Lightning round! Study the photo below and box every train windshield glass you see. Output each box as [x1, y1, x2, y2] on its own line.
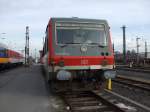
[56, 23, 107, 46]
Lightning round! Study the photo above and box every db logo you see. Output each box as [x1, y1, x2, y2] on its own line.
[81, 60, 88, 65]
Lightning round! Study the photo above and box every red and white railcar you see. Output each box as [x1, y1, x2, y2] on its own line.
[42, 18, 116, 84]
[0, 46, 24, 69]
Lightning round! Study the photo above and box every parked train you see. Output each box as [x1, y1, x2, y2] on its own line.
[0, 45, 24, 70]
[41, 18, 116, 89]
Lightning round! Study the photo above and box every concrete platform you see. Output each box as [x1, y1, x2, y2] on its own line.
[0, 65, 65, 112]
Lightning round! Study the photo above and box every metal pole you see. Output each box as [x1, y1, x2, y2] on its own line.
[25, 46, 26, 65]
[113, 43, 115, 53]
[145, 41, 147, 58]
[136, 37, 140, 64]
[121, 25, 126, 64]
[25, 26, 29, 66]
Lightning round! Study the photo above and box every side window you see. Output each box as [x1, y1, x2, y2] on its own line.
[46, 34, 48, 52]
[44, 32, 48, 54]
[45, 37, 47, 53]
[43, 40, 45, 55]
[43, 26, 49, 56]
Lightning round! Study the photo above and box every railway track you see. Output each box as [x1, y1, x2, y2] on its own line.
[103, 89, 150, 112]
[113, 76, 150, 92]
[116, 67, 150, 73]
[59, 90, 126, 112]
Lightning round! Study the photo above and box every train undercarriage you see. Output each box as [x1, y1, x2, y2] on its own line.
[43, 66, 116, 92]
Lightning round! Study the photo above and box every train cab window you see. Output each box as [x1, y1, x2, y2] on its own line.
[43, 34, 48, 55]
[56, 23, 107, 46]
[57, 29, 74, 44]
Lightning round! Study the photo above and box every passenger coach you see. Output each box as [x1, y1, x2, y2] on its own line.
[0, 45, 24, 69]
[42, 18, 116, 84]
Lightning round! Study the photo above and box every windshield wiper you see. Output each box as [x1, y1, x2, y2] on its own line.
[64, 42, 81, 44]
[89, 43, 107, 48]
[60, 44, 67, 48]
[59, 42, 107, 48]
[59, 42, 80, 48]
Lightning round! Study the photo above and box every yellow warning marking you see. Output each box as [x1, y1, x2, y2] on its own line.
[107, 78, 112, 90]
[0, 58, 9, 63]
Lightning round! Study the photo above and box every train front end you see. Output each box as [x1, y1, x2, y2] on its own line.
[47, 18, 116, 82]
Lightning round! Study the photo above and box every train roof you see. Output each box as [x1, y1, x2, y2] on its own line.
[0, 43, 23, 56]
[49, 17, 108, 25]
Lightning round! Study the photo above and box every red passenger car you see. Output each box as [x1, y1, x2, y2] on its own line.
[42, 18, 116, 89]
[7, 50, 24, 64]
[0, 46, 24, 69]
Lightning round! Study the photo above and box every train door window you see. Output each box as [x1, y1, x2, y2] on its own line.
[43, 37, 46, 55]
[46, 26, 48, 53]
[44, 31, 48, 54]
[44, 42, 46, 55]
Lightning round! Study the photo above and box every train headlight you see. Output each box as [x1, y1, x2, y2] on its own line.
[104, 70, 116, 79]
[57, 70, 72, 80]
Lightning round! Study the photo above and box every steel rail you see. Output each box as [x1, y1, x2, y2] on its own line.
[116, 67, 150, 73]
[113, 76, 150, 92]
[59, 90, 126, 112]
[105, 89, 150, 112]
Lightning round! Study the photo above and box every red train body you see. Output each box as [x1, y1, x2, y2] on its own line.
[7, 49, 24, 63]
[0, 46, 24, 69]
[42, 18, 116, 83]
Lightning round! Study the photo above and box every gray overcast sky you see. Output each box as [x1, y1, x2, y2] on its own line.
[0, 0, 150, 56]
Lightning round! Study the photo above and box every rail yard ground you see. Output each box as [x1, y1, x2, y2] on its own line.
[116, 69, 150, 82]
[0, 65, 150, 112]
[0, 65, 65, 112]
[113, 69, 150, 112]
